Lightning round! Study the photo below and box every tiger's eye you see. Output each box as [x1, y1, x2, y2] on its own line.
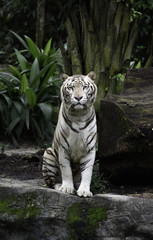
[83, 85, 88, 90]
[68, 86, 74, 90]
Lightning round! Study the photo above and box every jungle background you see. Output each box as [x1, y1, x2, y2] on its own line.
[0, 0, 153, 147]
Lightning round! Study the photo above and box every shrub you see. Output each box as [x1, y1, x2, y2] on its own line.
[0, 32, 62, 146]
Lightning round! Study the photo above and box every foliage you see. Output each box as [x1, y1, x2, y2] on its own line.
[0, 0, 36, 61]
[132, 0, 153, 67]
[0, 32, 61, 146]
[91, 160, 106, 194]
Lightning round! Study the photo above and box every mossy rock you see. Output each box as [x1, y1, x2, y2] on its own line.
[67, 202, 107, 240]
[0, 193, 41, 220]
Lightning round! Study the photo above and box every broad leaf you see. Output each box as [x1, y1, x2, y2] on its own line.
[10, 31, 28, 49]
[7, 117, 20, 134]
[44, 38, 52, 55]
[29, 58, 40, 90]
[15, 49, 27, 71]
[14, 101, 22, 114]
[40, 63, 56, 88]
[25, 36, 41, 59]
[25, 109, 30, 129]
[1, 94, 12, 107]
[31, 118, 43, 139]
[20, 74, 28, 94]
[25, 88, 37, 110]
[135, 61, 141, 69]
[30, 62, 53, 89]
[9, 65, 21, 79]
[0, 72, 20, 83]
[37, 103, 52, 121]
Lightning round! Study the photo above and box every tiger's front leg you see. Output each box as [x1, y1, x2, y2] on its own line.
[77, 150, 96, 197]
[57, 148, 74, 194]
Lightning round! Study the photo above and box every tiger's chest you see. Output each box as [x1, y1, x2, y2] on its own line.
[69, 130, 87, 162]
[66, 120, 96, 162]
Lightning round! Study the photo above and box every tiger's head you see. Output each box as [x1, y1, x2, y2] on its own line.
[60, 72, 97, 111]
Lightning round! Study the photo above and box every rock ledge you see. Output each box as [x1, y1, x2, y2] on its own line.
[0, 178, 153, 240]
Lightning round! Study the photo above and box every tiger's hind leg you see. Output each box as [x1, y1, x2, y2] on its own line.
[42, 148, 61, 188]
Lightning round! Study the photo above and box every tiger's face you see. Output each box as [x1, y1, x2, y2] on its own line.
[60, 72, 97, 110]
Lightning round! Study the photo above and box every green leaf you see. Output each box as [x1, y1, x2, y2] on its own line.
[10, 30, 28, 49]
[135, 61, 141, 69]
[11, 105, 19, 122]
[30, 62, 53, 89]
[44, 38, 52, 55]
[25, 35, 41, 59]
[37, 103, 52, 121]
[25, 109, 30, 129]
[29, 58, 40, 90]
[20, 74, 29, 94]
[15, 49, 27, 71]
[40, 63, 56, 88]
[13, 101, 22, 114]
[25, 88, 37, 110]
[1, 94, 12, 107]
[9, 65, 21, 79]
[0, 72, 20, 83]
[7, 117, 20, 134]
[31, 118, 43, 139]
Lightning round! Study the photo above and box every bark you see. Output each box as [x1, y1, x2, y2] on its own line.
[36, 0, 45, 48]
[59, 0, 137, 110]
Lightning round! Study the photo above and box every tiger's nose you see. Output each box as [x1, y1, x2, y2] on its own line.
[75, 96, 83, 101]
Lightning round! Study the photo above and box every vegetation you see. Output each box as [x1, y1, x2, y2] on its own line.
[67, 202, 107, 240]
[0, 193, 41, 220]
[0, 32, 62, 146]
[0, 0, 153, 144]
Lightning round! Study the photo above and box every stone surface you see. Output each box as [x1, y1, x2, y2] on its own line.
[98, 68, 153, 184]
[3, 143, 41, 157]
[0, 178, 153, 240]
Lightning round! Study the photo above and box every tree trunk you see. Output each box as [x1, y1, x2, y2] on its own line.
[36, 0, 45, 48]
[60, 0, 137, 110]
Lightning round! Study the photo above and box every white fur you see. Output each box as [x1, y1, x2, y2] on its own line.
[43, 73, 97, 197]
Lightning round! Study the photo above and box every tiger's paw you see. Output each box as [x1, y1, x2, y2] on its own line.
[77, 188, 93, 198]
[56, 184, 74, 194]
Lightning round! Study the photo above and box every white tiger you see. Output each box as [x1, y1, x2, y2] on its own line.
[42, 71, 97, 197]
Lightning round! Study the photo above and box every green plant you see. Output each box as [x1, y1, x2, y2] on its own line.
[0, 32, 62, 146]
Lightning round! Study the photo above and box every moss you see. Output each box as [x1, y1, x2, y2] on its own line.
[67, 203, 82, 224]
[85, 207, 107, 233]
[67, 203, 107, 240]
[0, 193, 41, 220]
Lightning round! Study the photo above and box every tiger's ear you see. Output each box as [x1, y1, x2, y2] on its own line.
[60, 73, 69, 82]
[87, 71, 96, 81]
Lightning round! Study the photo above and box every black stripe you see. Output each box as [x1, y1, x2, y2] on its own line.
[88, 124, 96, 132]
[61, 130, 69, 148]
[80, 159, 91, 172]
[43, 161, 59, 170]
[43, 169, 57, 176]
[80, 112, 95, 130]
[53, 142, 59, 159]
[62, 108, 79, 133]
[87, 132, 97, 147]
[55, 135, 68, 152]
[45, 150, 57, 160]
[87, 145, 95, 153]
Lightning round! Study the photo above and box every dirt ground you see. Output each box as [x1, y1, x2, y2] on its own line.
[0, 150, 44, 180]
[0, 150, 153, 199]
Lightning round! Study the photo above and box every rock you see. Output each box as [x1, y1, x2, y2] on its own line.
[3, 143, 41, 157]
[0, 178, 153, 239]
[98, 68, 153, 184]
